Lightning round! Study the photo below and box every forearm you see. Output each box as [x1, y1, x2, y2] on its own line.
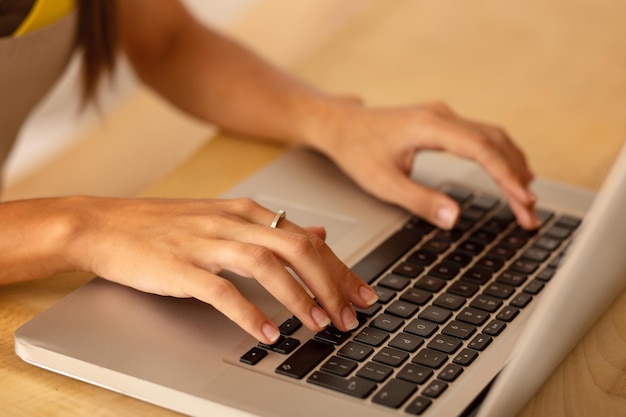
[120, 11, 348, 150]
[0, 198, 88, 285]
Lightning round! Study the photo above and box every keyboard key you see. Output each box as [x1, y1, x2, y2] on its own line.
[273, 337, 301, 354]
[405, 319, 439, 338]
[499, 233, 527, 249]
[354, 303, 382, 317]
[412, 348, 448, 369]
[386, 300, 420, 318]
[400, 288, 433, 305]
[438, 363, 464, 382]
[320, 356, 357, 377]
[405, 397, 432, 415]
[488, 245, 516, 260]
[354, 327, 389, 347]
[457, 239, 485, 256]
[371, 313, 405, 332]
[443, 251, 473, 267]
[408, 249, 438, 266]
[461, 207, 487, 223]
[373, 347, 410, 367]
[453, 348, 479, 366]
[393, 262, 425, 278]
[373, 285, 397, 303]
[536, 267, 556, 281]
[419, 306, 453, 324]
[422, 379, 449, 398]
[522, 247, 550, 262]
[429, 262, 460, 280]
[315, 326, 352, 345]
[462, 267, 493, 285]
[337, 341, 374, 362]
[511, 292, 533, 308]
[470, 294, 502, 312]
[483, 283, 515, 299]
[397, 363, 433, 384]
[357, 361, 394, 382]
[510, 259, 539, 275]
[496, 269, 528, 287]
[457, 307, 490, 326]
[379, 274, 411, 291]
[545, 225, 571, 240]
[372, 378, 417, 408]
[468, 334, 493, 351]
[536, 208, 554, 226]
[433, 293, 466, 311]
[447, 281, 479, 298]
[258, 335, 286, 350]
[422, 239, 451, 254]
[442, 320, 476, 340]
[351, 230, 423, 284]
[476, 255, 505, 272]
[389, 332, 424, 352]
[240, 347, 268, 365]
[427, 334, 463, 354]
[415, 276, 447, 292]
[307, 372, 377, 398]
[404, 217, 436, 235]
[278, 317, 302, 336]
[534, 236, 561, 252]
[276, 339, 334, 379]
[555, 215, 582, 229]
[496, 305, 519, 322]
[483, 319, 507, 336]
[470, 228, 497, 245]
[523, 279, 545, 295]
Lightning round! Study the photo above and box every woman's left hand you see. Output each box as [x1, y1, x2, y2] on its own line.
[311, 100, 539, 231]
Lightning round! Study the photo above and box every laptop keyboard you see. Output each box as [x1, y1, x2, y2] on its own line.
[235, 185, 581, 414]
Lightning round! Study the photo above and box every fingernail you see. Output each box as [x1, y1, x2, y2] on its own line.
[342, 305, 359, 331]
[261, 322, 280, 344]
[436, 205, 458, 230]
[359, 285, 379, 306]
[311, 305, 331, 328]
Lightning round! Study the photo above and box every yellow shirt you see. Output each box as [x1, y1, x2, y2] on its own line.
[14, 0, 75, 37]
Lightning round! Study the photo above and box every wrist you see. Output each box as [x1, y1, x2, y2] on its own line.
[0, 196, 98, 284]
[291, 92, 364, 156]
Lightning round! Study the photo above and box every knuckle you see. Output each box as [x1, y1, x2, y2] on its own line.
[286, 232, 316, 256]
[245, 244, 277, 267]
[206, 278, 237, 301]
[425, 100, 453, 115]
[229, 197, 263, 215]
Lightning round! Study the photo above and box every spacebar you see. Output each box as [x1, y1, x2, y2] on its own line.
[275, 339, 334, 379]
[351, 230, 422, 284]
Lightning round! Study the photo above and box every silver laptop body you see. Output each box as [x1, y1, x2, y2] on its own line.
[15, 142, 626, 417]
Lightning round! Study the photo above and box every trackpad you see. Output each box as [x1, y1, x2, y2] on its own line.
[254, 194, 358, 245]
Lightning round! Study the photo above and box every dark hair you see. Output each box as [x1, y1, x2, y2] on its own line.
[76, 0, 118, 102]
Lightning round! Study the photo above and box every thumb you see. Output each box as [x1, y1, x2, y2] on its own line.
[377, 171, 460, 230]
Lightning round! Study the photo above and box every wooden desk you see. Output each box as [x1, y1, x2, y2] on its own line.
[1, 0, 625, 416]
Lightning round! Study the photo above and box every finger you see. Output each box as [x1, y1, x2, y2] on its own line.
[227, 220, 377, 332]
[202, 207, 378, 331]
[363, 159, 461, 229]
[182, 266, 282, 344]
[304, 226, 327, 240]
[415, 114, 535, 207]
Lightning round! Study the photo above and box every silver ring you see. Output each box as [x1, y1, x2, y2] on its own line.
[270, 210, 286, 229]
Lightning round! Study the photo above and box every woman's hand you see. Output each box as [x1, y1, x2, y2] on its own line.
[311, 100, 539, 230]
[67, 197, 378, 344]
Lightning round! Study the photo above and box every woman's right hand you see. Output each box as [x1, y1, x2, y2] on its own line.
[60, 196, 378, 344]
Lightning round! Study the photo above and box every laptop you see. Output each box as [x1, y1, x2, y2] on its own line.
[14, 140, 626, 417]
